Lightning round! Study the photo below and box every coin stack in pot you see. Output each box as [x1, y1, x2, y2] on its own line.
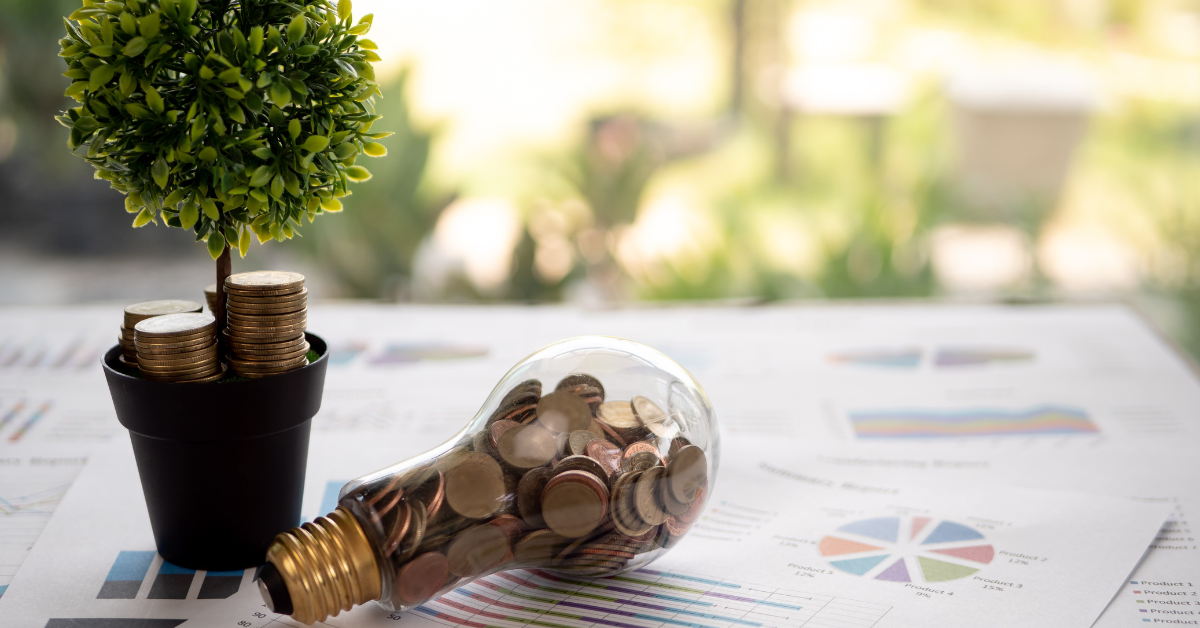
[119, 300, 203, 369]
[134, 312, 224, 383]
[224, 271, 310, 378]
[338, 373, 709, 605]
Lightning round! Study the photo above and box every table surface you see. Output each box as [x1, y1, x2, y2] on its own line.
[1, 302, 1198, 628]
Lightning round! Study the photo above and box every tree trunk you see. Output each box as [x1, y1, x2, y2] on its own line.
[215, 245, 231, 359]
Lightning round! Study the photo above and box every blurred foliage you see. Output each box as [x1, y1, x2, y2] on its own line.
[297, 69, 448, 300]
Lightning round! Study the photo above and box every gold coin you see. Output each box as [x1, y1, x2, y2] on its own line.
[138, 356, 220, 375]
[136, 330, 214, 348]
[444, 452, 506, 519]
[231, 343, 310, 363]
[136, 336, 215, 354]
[665, 445, 707, 503]
[142, 364, 223, 382]
[226, 319, 307, 335]
[137, 349, 218, 368]
[223, 329, 305, 345]
[541, 470, 609, 538]
[228, 340, 308, 357]
[225, 287, 309, 305]
[204, 283, 218, 298]
[633, 466, 669, 525]
[228, 354, 308, 371]
[610, 471, 653, 537]
[124, 300, 203, 325]
[446, 524, 510, 577]
[497, 424, 556, 469]
[226, 302, 307, 317]
[536, 391, 593, 434]
[134, 312, 215, 337]
[513, 529, 566, 563]
[394, 552, 449, 606]
[598, 401, 640, 430]
[225, 270, 305, 292]
[569, 430, 602, 456]
[226, 309, 307, 325]
[226, 326, 307, 341]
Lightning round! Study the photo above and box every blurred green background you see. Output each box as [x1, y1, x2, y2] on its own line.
[4, 0, 1200, 354]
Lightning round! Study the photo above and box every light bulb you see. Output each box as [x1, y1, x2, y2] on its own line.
[258, 336, 719, 624]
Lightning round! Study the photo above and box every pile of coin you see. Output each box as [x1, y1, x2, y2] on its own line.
[133, 312, 224, 383]
[118, 300, 203, 368]
[203, 283, 219, 313]
[342, 373, 709, 606]
[223, 271, 310, 378]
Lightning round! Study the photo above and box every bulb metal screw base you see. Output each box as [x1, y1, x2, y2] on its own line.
[263, 507, 383, 625]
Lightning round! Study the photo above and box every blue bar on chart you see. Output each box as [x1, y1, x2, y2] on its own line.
[97, 551, 155, 599]
[147, 561, 195, 600]
[197, 570, 243, 599]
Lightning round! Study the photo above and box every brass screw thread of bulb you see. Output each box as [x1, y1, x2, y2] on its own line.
[264, 507, 383, 624]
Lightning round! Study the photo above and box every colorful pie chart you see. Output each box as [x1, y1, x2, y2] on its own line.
[818, 515, 995, 583]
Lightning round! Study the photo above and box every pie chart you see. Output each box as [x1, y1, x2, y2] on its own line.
[818, 516, 995, 583]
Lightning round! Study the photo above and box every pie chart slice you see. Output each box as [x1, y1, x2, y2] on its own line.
[819, 536, 884, 557]
[836, 516, 899, 543]
[921, 521, 984, 545]
[929, 544, 995, 564]
[918, 556, 979, 582]
[829, 554, 890, 576]
[875, 558, 911, 582]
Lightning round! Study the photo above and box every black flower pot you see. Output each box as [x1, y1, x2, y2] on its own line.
[102, 332, 328, 571]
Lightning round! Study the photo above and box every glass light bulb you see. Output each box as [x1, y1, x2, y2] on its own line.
[259, 336, 719, 624]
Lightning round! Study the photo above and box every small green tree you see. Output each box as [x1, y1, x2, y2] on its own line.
[56, 0, 386, 326]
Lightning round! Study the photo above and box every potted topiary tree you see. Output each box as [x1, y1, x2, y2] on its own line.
[59, 0, 388, 569]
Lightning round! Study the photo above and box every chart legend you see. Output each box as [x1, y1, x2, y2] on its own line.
[819, 516, 995, 583]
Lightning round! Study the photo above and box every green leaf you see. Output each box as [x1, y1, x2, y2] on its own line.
[320, 196, 343, 212]
[100, 17, 113, 45]
[251, 147, 273, 160]
[249, 26, 264, 54]
[73, 116, 100, 133]
[118, 71, 135, 96]
[348, 23, 369, 35]
[295, 44, 319, 57]
[249, 165, 273, 187]
[64, 81, 88, 98]
[139, 13, 160, 39]
[287, 14, 307, 43]
[302, 135, 329, 152]
[179, 201, 199, 229]
[338, 0, 352, 22]
[207, 231, 226, 259]
[198, 146, 218, 161]
[120, 11, 136, 35]
[344, 165, 371, 181]
[269, 82, 291, 107]
[269, 174, 284, 198]
[133, 207, 156, 227]
[164, 188, 187, 206]
[362, 50, 381, 62]
[357, 38, 377, 50]
[125, 103, 151, 118]
[358, 13, 373, 25]
[238, 228, 250, 257]
[362, 141, 386, 157]
[145, 87, 164, 113]
[288, 119, 301, 139]
[179, 0, 197, 22]
[222, 87, 245, 100]
[89, 64, 115, 91]
[151, 156, 169, 188]
[333, 142, 357, 160]
[123, 36, 147, 57]
[199, 65, 214, 80]
[201, 198, 219, 219]
[219, 67, 241, 83]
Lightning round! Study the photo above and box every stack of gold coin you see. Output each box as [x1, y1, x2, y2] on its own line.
[338, 371, 711, 590]
[119, 300, 203, 369]
[134, 312, 224, 383]
[203, 283, 219, 313]
[223, 271, 310, 378]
